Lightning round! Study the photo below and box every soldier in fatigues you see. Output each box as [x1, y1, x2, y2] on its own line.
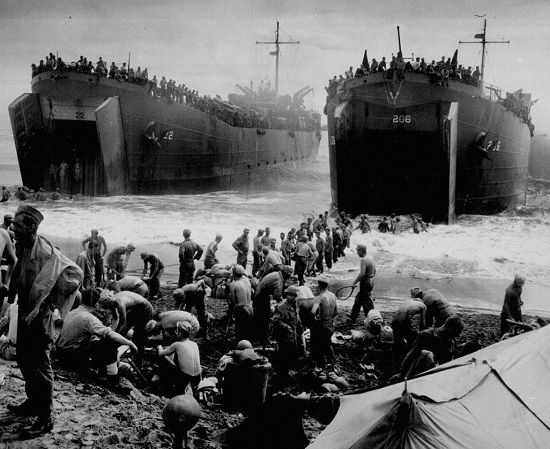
[178, 229, 203, 287]
[272, 286, 301, 383]
[4, 206, 82, 436]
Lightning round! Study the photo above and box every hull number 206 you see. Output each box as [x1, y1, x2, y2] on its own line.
[392, 115, 411, 124]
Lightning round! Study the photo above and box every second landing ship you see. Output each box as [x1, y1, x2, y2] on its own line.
[326, 21, 533, 221]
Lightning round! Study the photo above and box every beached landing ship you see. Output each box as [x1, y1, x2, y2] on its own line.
[8, 24, 321, 196]
[326, 21, 533, 221]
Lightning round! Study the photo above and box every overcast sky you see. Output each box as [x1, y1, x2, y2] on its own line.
[0, 0, 549, 134]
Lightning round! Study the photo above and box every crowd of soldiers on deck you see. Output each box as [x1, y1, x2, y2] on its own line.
[326, 51, 482, 97]
[31, 54, 318, 132]
[32, 53, 150, 84]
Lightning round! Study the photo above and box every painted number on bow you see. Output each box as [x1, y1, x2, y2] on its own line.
[164, 131, 174, 140]
[75, 111, 85, 120]
[393, 115, 411, 124]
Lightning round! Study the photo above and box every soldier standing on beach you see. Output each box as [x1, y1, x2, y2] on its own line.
[227, 265, 254, 342]
[251, 229, 264, 276]
[178, 229, 203, 287]
[1, 186, 11, 202]
[500, 275, 526, 335]
[324, 229, 333, 270]
[349, 244, 376, 323]
[82, 229, 107, 287]
[232, 228, 250, 269]
[203, 234, 222, 270]
[3, 205, 82, 436]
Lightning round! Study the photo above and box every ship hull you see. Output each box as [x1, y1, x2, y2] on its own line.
[9, 72, 321, 195]
[327, 72, 531, 219]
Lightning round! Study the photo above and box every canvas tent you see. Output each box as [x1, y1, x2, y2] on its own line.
[308, 325, 550, 449]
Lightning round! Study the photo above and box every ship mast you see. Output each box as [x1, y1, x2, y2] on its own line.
[397, 26, 402, 55]
[459, 18, 509, 84]
[256, 21, 300, 95]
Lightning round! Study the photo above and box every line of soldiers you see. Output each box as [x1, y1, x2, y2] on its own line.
[327, 51, 482, 97]
[32, 53, 150, 86]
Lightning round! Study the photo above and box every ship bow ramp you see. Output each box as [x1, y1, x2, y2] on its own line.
[330, 96, 459, 222]
[9, 84, 128, 196]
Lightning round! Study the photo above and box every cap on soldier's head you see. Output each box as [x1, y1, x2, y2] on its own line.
[15, 205, 44, 225]
[410, 286, 422, 298]
[236, 339, 253, 350]
[3, 214, 13, 223]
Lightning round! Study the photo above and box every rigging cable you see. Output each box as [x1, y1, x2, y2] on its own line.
[484, 50, 498, 91]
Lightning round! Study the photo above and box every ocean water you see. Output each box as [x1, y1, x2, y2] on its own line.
[0, 132, 21, 186]
[1, 130, 550, 314]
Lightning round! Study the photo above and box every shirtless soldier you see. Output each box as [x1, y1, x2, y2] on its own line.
[349, 244, 376, 323]
[141, 252, 164, 299]
[227, 265, 254, 342]
[232, 228, 250, 269]
[106, 243, 136, 280]
[311, 275, 338, 367]
[98, 290, 153, 366]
